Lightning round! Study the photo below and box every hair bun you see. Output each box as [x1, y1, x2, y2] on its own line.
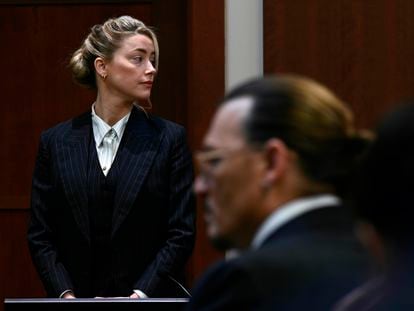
[302, 132, 373, 196]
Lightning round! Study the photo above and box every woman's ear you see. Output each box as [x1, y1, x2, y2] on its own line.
[94, 57, 107, 79]
[261, 138, 290, 188]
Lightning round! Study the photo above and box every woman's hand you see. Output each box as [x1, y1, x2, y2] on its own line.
[129, 292, 140, 299]
[62, 292, 76, 299]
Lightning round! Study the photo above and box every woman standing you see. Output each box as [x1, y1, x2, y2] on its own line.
[28, 16, 196, 299]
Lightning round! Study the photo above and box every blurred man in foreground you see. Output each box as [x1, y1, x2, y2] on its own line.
[188, 75, 371, 310]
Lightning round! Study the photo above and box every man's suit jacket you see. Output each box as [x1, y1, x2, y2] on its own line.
[188, 205, 370, 310]
[334, 268, 414, 310]
[28, 107, 196, 297]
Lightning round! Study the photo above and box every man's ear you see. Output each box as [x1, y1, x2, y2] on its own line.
[94, 57, 107, 79]
[261, 138, 290, 188]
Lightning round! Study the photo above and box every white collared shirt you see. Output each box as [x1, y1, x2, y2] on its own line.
[91, 105, 130, 174]
[251, 194, 341, 249]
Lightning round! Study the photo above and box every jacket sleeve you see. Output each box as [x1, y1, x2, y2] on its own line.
[133, 125, 196, 296]
[27, 132, 73, 297]
[188, 260, 260, 310]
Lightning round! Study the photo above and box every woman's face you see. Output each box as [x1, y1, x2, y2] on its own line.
[104, 33, 156, 102]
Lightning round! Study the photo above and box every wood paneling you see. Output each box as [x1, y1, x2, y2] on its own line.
[264, 0, 414, 129]
[187, 0, 226, 282]
[150, 0, 188, 126]
[0, 0, 152, 4]
[0, 210, 45, 302]
[187, 0, 225, 150]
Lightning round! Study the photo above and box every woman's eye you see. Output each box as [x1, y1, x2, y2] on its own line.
[132, 56, 143, 63]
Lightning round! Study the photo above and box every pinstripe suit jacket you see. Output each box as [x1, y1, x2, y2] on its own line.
[28, 107, 196, 297]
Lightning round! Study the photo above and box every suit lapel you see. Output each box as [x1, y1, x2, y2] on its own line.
[261, 204, 345, 247]
[56, 111, 91, 243]
[111, 107, 163, 237]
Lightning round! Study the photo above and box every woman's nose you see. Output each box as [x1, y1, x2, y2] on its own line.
[146, 60, 156, 74]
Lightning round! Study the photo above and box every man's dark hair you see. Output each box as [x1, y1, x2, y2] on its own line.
[223, 75, 369, 196]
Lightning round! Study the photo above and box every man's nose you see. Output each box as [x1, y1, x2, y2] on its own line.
[194, 175, 208, 195]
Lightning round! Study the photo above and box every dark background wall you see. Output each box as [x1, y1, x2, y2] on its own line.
[2, 0, 414, 308]
[264, 0, 414, 129]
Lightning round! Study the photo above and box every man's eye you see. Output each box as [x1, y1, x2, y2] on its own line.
[206, 156, 223, 168]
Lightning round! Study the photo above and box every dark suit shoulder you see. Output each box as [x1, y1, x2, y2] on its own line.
[149, 115, 186, 135]
[189, 259, 261, 309]
[41, 119, 71, 137]
[39, 111, 90, 144]
[191, 239, 369, 310]
[146, 116, 189, 151]
[263, 205, 357, 244]
[190, 207, 371, 310]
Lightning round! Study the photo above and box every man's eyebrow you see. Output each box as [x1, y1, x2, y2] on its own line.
[199, 145, 215, 152]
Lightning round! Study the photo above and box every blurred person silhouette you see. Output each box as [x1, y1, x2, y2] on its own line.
[27, 16, 196, 299]
[188, 75, 371, 310]
[334, 103, 414, 311]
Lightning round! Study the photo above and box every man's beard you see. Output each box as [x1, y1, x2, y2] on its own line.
[204, 200, 236, 251]
[209, 235, 234, 251]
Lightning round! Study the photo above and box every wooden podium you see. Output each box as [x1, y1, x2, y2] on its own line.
[4, 298, 188, 311]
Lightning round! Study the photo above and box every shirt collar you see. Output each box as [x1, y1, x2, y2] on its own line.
[251, 194, 341, 249]
[91, 104, 131, 146]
